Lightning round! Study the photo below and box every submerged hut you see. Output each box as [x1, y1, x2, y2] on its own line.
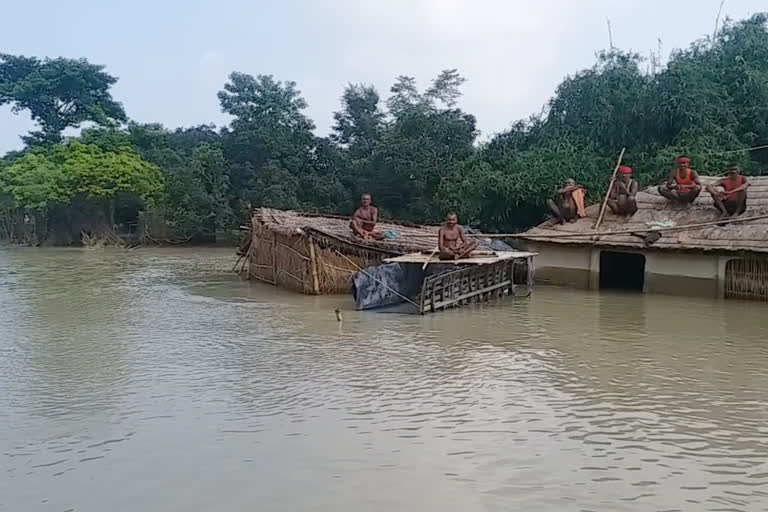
[239, 208, 442, 294]
[239, 208, 536, 312]
[521, 176, 768, 301]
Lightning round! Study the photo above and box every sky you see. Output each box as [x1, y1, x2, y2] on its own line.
[1, 0, 765, 154]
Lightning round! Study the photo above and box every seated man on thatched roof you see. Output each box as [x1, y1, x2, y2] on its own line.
[707, 164, 750, 218]
[438, 212, 478, 260]
[607, 165, 638, 215]
[350, 193, 384, 240]
[658, 156, 702, 205]
[547, 178, 587, 224]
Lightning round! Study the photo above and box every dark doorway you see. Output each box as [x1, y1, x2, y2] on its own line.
[599, 251, 645, 292]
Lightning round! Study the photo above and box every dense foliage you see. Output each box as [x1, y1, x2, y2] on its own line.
[1, 14, 767, 244]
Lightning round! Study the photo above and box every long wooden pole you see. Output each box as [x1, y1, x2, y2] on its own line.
[422, 246, 439, 270]
[400, 213, 768, 240]
[308, 237, 321, 294]
[593, 147, 626, 232]
[491, 213, 768, 240]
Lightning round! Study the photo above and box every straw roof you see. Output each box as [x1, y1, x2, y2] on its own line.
[253, 208, 441, 255]
[522, 176, 768, 253]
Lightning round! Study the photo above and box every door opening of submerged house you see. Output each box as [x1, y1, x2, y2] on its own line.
[599, 251, 645, 292]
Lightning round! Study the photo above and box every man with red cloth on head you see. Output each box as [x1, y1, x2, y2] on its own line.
[607, 165, 638, 215]
[658, 156, 702, 205]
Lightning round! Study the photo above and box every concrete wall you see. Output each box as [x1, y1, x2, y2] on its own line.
[529, 243, 592, 289]
[530, 242, 744, 299]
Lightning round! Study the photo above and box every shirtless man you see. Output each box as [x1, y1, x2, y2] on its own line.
[707, 164, 750, 218]
[349, 193, 383, 240]
[546, 178, 585, 224]
[607, 165, 639, 215]
[438, 212, 478, 260]
[658, 156, 702, 205]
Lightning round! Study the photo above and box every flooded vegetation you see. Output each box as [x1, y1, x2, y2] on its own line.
[2, 247, 768, 510]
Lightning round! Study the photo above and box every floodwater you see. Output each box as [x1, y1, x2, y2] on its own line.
[1, 247, 768, 512]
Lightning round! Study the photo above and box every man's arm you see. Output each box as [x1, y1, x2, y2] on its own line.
[691, 170, 702, 186]
[628, 180, 639, 197]
[457, 226, 468, 245]
[558, 184, 578, 194]
[667, 170, 677, 187]
[351, 207, 363, 221]
[733, 177, 751, 193]
[371, 207, 378, 224]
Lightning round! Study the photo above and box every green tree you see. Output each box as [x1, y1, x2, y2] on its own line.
[378, 70, 478, 221]
[218, 72, 316, 210]
[1, 140, 162, 244]
[0, 54, 126, 145]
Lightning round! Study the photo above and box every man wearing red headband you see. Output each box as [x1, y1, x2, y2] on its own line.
[707, 163, 750, 218]
[658, 156, 702, 205]
[608, 165, 638, 215]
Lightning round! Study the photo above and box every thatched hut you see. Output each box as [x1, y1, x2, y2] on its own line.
[239, 208, 441, 294]
[521, 176, 768, 301]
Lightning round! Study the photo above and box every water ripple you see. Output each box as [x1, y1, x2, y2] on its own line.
[1, 247, 768, 511]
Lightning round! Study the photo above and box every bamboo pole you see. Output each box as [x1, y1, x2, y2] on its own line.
[422, 246, 439, 270]
[593, 147, 626, 233]
[397, 213, 768, 240]
[308, 237, 321, 294]
[500, 213, 768, 240]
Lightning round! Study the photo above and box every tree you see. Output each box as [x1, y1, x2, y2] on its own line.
[0, 54, 126, 144]
[218, 72, 316, 210]
[332, 84, 385, 147]
[376, 70, 478, 221]
[1, 140, 162, 244]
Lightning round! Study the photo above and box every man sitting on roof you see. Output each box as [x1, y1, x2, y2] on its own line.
[438, 212, 478, 260]
[350, 193, 384, 240]
[607, 165, 639, 215]
[547, 178, 587, 224]
[707, 163, 750, 218]
[658, 156, 702, 205]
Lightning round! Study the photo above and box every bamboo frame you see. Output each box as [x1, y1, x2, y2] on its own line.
[243, 223, 390, 294]
[725, 258, 768, 301]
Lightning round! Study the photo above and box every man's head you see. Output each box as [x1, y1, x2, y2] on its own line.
[565, 178, 576, 187]
[676, 156, 690, 170]
[361, 193, 372, 207]
[445, 212, 458, 227]
[726, 163, 740, 176]
[618, 165, 632, 182]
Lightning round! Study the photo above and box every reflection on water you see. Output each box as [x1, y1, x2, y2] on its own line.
[1, 247, 768, 511]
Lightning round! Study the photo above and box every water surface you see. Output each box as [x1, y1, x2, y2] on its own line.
[1, 247, 767, 511]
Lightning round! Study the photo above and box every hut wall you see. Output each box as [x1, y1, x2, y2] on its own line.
[640, 251, 719, 298]
[246, 224, 390, 294]
[311, 241, 385, 294]
[532, 242, 725, 298]
[247, 225, 312, 293]
[528, 243, 592, 289]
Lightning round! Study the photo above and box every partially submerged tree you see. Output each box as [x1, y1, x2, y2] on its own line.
[0, 140, 162, 244]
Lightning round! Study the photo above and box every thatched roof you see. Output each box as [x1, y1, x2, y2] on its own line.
[522, 176, 768, 253]
[252, 208, 441, 255]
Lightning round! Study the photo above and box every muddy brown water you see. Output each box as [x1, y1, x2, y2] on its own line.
[1, 247, 768, 511]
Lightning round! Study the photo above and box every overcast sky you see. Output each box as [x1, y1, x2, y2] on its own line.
[1, 0, 765, 154]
